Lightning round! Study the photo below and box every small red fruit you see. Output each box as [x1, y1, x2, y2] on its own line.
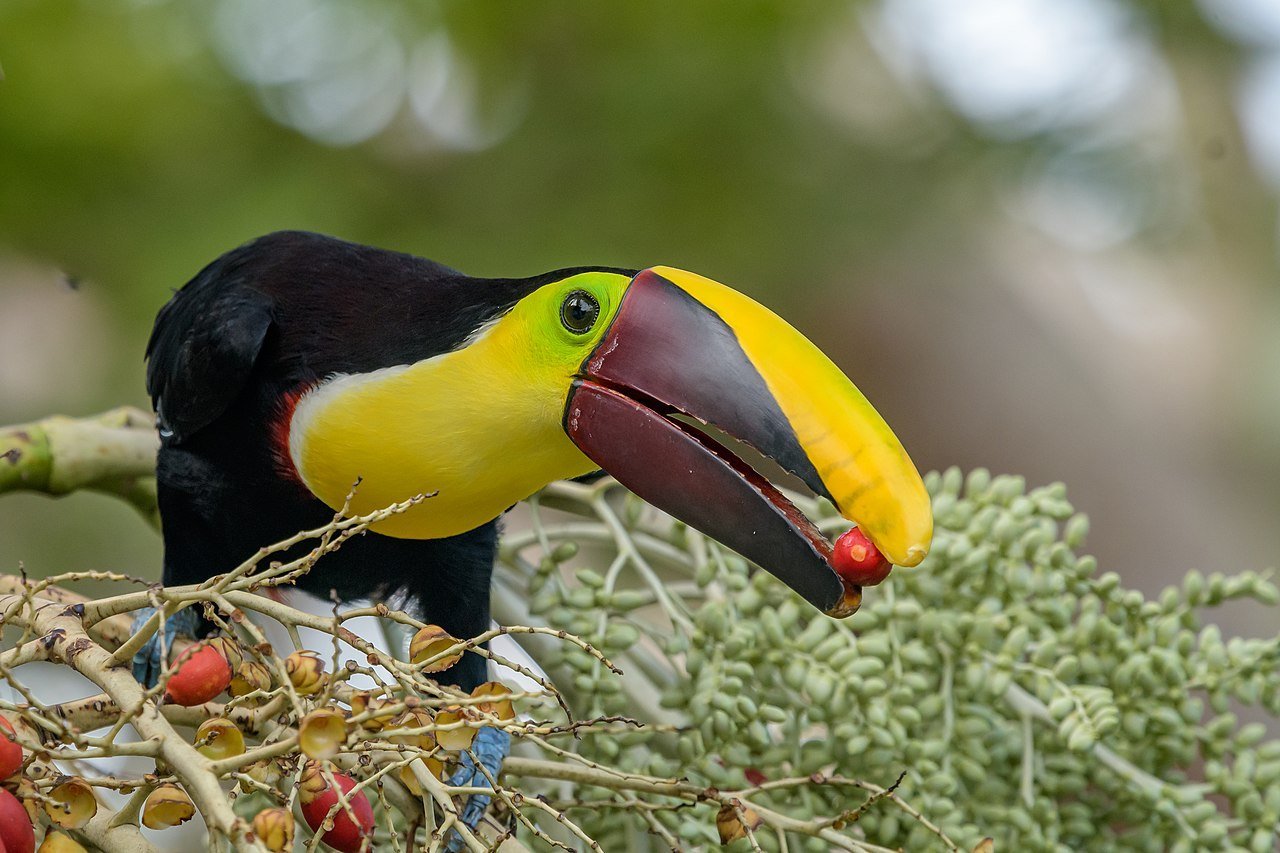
[299, 764, 373, 853]
[832, 527, 893, 587]
[164, 643, 232, 706]
[0, 717, 23, 779]
[0, 788, 34, 853]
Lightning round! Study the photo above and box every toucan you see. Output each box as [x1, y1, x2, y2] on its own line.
[142, 230, 932, 838]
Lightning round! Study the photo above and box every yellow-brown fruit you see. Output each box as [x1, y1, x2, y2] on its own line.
[284, 650, 326, 695]
[297, 760, 330, 804]
[141, 784, 195, 830]
[470, 681, 516, 722]
[299, 709, 349, 760]
[43, 779, 96, 830]
[230, 661, 273, 698]
[408, 625, 463, 672]
[239, 759, 283, 794]
[205, 636, 245, 671]
[388, 707, 437, 752]
[348, 691, 393, 731]
[38, 830, 88, 853]
[251, 807, 295, 852]
[397, 757, 447, 796]
[433, 707, 479, 752]
[716, 801, 762, 845]
[12, 775, 40, 823]
[396, 764, 422, 796]
[194, 717, 245, 761]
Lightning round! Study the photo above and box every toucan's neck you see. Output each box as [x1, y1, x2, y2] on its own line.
[287, 323, 597, 539]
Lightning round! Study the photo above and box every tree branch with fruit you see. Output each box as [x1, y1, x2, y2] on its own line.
[2, 410, 1279, 852]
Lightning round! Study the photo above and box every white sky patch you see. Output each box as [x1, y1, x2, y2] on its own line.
[208, 0, 520, 150]
[408, 32, 528, 152]
[1012, 153, 1145, 251]
[1199, 0, 1280, 48]
[877, 0, 1143, 135]
[212, 0, 406, 146]
[1239, 53, 1280, 187]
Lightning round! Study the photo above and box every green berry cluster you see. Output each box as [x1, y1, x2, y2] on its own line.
[511, 471, 1279, 851]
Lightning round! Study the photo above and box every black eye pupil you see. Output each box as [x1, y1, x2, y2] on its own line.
[560, 291, 600, 333]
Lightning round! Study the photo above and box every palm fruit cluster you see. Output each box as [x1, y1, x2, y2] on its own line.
[524, 469, 1280, 851]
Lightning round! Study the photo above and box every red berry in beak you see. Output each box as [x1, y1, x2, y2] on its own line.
[832, 527, 893, 587]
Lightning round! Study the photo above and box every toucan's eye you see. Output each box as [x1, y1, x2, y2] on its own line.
[560, 290, 600, 334]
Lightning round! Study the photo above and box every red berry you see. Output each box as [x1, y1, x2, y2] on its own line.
[0, 788, 34, 853]
[164, 643, 232, 707]
[299, 768, 374, 853]
[832, 527, 893, 587]
[0, 718, 23, 780]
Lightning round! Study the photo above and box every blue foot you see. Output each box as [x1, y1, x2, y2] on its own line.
[130, 607, 201, 688]
[445, 726, 512, 851]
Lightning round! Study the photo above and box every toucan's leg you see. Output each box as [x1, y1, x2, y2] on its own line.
[355, 526, 509, 845]
[130, 607, 201, 688]
[418, 630, 511, 847]
[446, 727, 512, 851]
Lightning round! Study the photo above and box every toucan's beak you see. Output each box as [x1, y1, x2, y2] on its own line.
[563, 267, 932, 617]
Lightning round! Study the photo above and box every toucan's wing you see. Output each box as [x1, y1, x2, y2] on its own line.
[145, 259, 274, 443]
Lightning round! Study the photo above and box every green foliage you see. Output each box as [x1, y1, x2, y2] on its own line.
[512, 471, 1280, 851]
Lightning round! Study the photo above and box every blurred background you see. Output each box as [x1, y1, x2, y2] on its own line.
[0, 0, 1276, 635]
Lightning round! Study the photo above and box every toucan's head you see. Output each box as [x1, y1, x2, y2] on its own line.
[289, 264, 932, 617]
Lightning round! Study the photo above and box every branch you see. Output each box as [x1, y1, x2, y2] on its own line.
[0, 407, 160, 526]
[501, 756, 886, 852]
[1, 593, 265, 850]
[6, 408, 1270, 850]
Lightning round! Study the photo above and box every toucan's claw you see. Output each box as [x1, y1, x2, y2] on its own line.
[445, 726, 512, 851]
[130, 607, 201, 688]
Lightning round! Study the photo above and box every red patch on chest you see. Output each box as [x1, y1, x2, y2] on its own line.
[270, 385, 308, 485]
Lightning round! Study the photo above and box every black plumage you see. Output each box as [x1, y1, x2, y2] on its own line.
[146, 230, 631, 689]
